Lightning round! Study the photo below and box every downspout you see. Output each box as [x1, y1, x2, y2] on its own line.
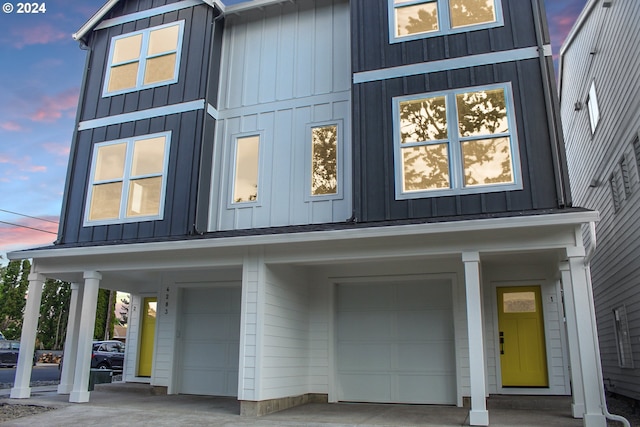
[582, 221, 630, 427]
[531, 0, 571, 207]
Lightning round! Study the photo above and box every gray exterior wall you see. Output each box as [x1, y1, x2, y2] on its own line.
[351, 0, 569, 222]
[560, 0, 640, 401]
[58, 0, 223, 244]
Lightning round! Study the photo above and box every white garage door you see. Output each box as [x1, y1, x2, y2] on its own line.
[337, 279, 456, 404]
[179, 286, 241, 396]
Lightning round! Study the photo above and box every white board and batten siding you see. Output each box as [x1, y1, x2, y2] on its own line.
[560, 0, 640, 400]
[210, 0, 352, 231]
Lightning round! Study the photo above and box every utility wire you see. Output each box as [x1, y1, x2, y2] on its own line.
[0, 208, 59, 224]
[0, 220, 57, 235]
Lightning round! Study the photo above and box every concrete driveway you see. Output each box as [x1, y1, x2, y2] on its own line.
[0, 383, 584, 427]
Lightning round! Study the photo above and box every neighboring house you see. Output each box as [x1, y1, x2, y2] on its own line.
[7, 0, 611, 425]
[559, 0, 640, 404]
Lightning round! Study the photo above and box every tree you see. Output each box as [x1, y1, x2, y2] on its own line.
[119, 294, 130, 326]
[38, 279, 71, 350]
[449, 0, 496, 28]
[94, 289, 116, 340]
[312, 125, 338, 195]
[0, 260, 30, 339]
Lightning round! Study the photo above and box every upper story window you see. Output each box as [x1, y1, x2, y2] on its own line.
[103, 21, 185, 97]
[586, 80, 600, 134]
[232, 135, 261, 204]
[393, 83, 521, 199]
[389, 0, 502, 43]
[85, 132, 170, 225]
[310, 123, 340, 198]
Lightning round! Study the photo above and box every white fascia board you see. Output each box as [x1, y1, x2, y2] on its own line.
[9, 211, 599, 261]
[73, 0, 224, 41]
[225, 0, 295, 14]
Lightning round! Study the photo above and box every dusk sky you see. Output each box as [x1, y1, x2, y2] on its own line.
[0, 0, 588, 261]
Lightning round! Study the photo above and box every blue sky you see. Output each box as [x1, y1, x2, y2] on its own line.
[0, 0, 587, 260]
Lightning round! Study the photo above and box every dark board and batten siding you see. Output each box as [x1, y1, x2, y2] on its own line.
[352, 59, 560, 222]
[59, 111, 205, 244]
[350, 0, 541, 74]
[80, 2, 217, 122]
[58, 0, 223, 245]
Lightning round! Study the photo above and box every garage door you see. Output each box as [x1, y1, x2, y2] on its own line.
[337, 279, 456, 404]
[179, 286, 241, 396]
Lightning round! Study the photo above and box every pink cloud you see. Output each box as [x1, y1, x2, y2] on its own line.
[42, 142, 71, 157]
[24, 165, 47, 173]
[0, 219, 58, 255]
[30, 88, 79, 123]
[0, 154, 47, 174]
[0, 121, 23, 132]
[11, 24, 67, 49]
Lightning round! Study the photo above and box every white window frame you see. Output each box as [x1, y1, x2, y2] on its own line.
[305, 120, 344, 202]
[84, 131, 171, 226]
[228, 132, 263, 208]
[102, 21, 185, 97]
[392, 82, 522, 199]
[586, 80, 600, 134]
[388, 0, 504, 44]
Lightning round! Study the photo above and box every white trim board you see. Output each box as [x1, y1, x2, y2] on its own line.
[353, 46, 549, 84]
[78, 100, 205, 130]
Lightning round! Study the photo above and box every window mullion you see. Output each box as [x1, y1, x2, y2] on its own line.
[439, 0, 451, 32]
[447, 93, 462, 190]
[137, 33, 151, 89]
[120, 139, 135, 219]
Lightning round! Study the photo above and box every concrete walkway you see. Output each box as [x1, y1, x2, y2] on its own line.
[0, 383, 584, 427]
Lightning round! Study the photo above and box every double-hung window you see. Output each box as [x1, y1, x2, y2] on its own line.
[390, 0, 502, 43]
[393, 83, 521, 199]
[104, 21, 184, 96]
[85, 132, 170, 225]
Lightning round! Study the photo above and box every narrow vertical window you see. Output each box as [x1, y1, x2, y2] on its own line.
[233, 136, 260, 203]
[104, 21, 184, 96]
[613, 306, 634, 368]
[311, 125, 338, 196]
[586, 81, 600, 134]
[609, 173, 621, 212]
[86, 132, 170, 225]
[620, 156, 631, 198]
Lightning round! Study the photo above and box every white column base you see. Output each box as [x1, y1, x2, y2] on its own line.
[583, 413, 606, 427]
[10, 387, 31, 399]
[572, 403, 585, 418]
[469, 409, 489, 426]
[69, 390, 90, 403]
[57, 383, 73, 394]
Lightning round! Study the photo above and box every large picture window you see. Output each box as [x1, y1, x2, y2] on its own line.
[103, 21, 184, 96]
[393, 83, 521, 199]
[85, 132, 170, 225]
[390, 0, 501, 43]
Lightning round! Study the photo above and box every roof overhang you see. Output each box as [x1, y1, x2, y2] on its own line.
[72, 0, 226, 42]
[9, 210, 599, 262]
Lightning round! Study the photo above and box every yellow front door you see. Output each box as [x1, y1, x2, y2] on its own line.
[497, 286, 548, 387]
[137, 297, 157, 377]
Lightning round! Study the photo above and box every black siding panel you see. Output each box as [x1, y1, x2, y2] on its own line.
[351, 0, 539, 73]
[80, 4, 215, 122]
[353, 60, 561, 223]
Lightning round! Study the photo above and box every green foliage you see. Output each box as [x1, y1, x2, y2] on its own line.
[38, 279, 71, 350]
[94, 289, 116, 340]
[0, 260, 31, 339]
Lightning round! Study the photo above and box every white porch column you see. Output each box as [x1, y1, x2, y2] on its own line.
[559, 262, 585, 418]
[58, 282, 84, 394]
[565, 247, 606, 427]
[10, 272, 45, 399]
[69, 271, 101, 403]
[462, 251, 489, 426]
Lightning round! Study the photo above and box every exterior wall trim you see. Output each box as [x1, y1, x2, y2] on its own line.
[95, 0, 202, 31]
[207, 103, 219, 120]
[77, 99, 205, 131]
[353, 46, 550, 84]
[10, 211, 598, 261]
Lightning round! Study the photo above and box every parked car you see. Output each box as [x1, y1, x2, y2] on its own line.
[0, 340, 36, 367]
[91, 340, 125, 371]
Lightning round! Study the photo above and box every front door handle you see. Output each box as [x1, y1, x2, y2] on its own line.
[499, 331, 505, 355]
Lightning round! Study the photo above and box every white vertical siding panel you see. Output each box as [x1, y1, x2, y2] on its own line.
[275, 3, 297, 101]
[332, 0, 350, 92]
[152, 283, 177, 388]
[269, 109, 294, 226]
[224, 22, 247, 110]
[239, 251, 262, 400]
[314, 2, 333, 95]
[123, 294, 142, 382]
[261, 265, 310, 400]
[258, 9, 279, 104]
[242, 19, 263, 106]
[294, 2, 314, 98]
